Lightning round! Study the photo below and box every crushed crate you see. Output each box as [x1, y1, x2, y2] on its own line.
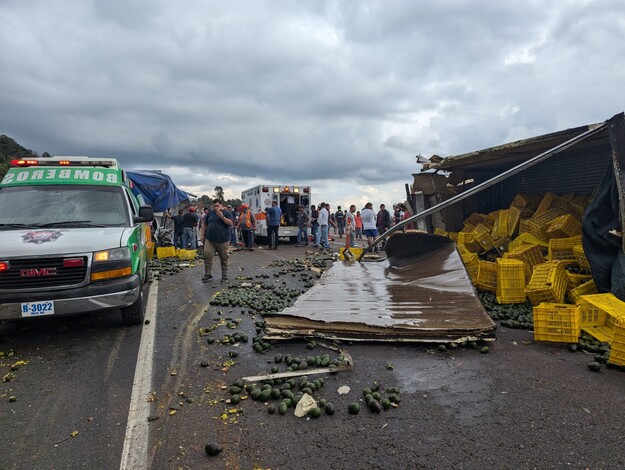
[504, 244, 545, 281]
[157, 246, 177, 259]
[548, 235, 582, 261]
[609, 319, 625, 366]
[533, 303, 581, 343]
[476, 260, 497, 293]
[496, 258, 526, 304]
[568, 279, 597, 305]
[546, 214, 581, 239]
[577, 293, 625, 343]
[573, 244, 591, 273]
[434, 227, 448, 237]
[525, 261, 568, 306]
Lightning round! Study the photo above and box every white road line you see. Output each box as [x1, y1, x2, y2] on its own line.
[119, 281, 159, 470]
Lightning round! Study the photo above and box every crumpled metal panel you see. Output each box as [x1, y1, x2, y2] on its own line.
[264, 232, 495, 342]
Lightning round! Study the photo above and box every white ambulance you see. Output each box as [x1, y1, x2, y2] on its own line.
[240, 184, 311, 242]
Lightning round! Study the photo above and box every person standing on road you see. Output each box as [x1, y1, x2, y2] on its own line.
[326, 204, 338, 239]
[361, 202, 377, 248]
[345, 204, 356, 248]
[355, 210, 363, 240]
[310, 205, 319, 247]
[318, 202, 330, 249]
[168, 209, 185, 249]
[236, 204, 256, 251]
[200, 199, 234, 282]
[182, 207, 199, 249]
[376, 204, 391, 250]
[335, 206, 345, 238]
[296, 206, 310, 246]
[264, 200, 282, 250]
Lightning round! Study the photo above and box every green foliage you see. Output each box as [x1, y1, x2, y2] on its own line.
[0, 135, 38, 180]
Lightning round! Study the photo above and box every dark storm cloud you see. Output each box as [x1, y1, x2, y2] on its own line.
[1, 0, 624, 202]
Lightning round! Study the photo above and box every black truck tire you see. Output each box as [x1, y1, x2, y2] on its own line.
[121, 284, 145, 326]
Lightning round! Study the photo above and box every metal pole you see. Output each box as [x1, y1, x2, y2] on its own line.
[358, 121, 609, 261]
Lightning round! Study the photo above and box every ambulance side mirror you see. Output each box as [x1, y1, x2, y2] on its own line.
[134, 205, 154, 223]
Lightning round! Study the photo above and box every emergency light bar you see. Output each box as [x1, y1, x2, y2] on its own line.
[10, 157, 117, 168]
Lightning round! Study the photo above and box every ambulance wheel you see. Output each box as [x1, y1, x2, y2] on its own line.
[121, 287, 145, 326]
[290, 236, 297, 244]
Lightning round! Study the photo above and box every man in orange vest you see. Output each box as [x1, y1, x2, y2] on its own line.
[236, 204, 256, 251]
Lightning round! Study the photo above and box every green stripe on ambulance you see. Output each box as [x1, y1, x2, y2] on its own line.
[1, 168, 121, 186]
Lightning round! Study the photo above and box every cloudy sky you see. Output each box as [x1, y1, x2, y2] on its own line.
[1, 0, 624, 208]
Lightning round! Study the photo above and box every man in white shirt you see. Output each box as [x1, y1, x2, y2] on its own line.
[360, 202, 377, 248]
[346, 204, 357, 248]
[318, 202, 330, 249]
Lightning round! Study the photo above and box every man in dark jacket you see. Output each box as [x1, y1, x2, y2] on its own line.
[376, 204, 391, 250]
[200, 199, 234, 282]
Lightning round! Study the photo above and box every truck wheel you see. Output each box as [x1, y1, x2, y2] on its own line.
[121, 287, 145, 326]
[290, 236, 297, 244]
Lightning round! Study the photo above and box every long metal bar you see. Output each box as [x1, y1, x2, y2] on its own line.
[358, 121, 609, 261]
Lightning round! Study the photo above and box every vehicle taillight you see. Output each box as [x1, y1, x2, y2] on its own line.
[262, 186, 269, 192]
[0, 261, 9, 271]
[63, 258, 84, 268]
[303, 187, 310, 193]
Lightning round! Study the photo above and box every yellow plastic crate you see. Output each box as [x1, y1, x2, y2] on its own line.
[474, 224, 496, 252]
[178, 249, 197, 260]
[507, 232, 549, 251]
[447, 231, 459, 242]
[533, 303, 581, 343]
[457, 232, 482, 253]
[434, 227, 448, 238]
[573, 244, 591, 273]
[569, 195, 590, 219]
[461, 252, 479, 284]
[463, 213, 489, 229]
[157, 246, 176, 259]
[476, 260, 497, 293]
[492, 209, 509, 239]
[565, 271, 591, 289]
[510, 193, 540, 209]
[548, 235, 582, 261]
[525, 261, 568, 306]
[546, 214, 581, 239]
[496, 258, 526, 304]
[568, 279, 597, 304]
[507, 206, 522, 237]
[339, 247, 363, 260]
[577, 293, 625, 330]
[504, 244, 545, 282]
[609, 320, 625, 366]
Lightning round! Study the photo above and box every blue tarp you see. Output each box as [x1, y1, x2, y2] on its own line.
[127, 170, 189, 212]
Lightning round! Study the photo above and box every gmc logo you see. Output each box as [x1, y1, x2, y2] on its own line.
[20, 268, 58, 278]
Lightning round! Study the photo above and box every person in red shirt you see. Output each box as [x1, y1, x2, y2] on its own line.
[355, 211, 363, 240]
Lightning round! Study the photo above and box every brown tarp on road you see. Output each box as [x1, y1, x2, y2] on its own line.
[264, 232, 496, 342]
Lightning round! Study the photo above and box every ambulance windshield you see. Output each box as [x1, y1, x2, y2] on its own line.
[0, 185, 129, 228]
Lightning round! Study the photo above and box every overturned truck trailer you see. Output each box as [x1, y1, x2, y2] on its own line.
[411, 111, 625, 300]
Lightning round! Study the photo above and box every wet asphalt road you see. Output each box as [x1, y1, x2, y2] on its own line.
[1, 241, 625, 469]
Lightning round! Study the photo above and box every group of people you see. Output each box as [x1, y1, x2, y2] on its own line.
[166, 200, 410, 283]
